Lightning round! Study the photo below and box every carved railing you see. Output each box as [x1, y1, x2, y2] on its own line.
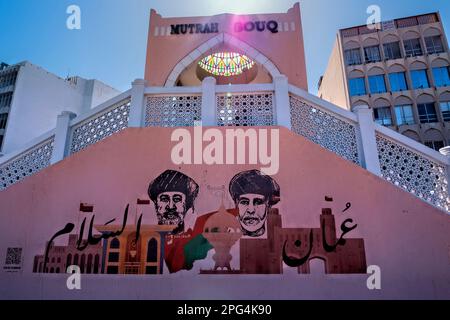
[0, 134, 55, 190]
[288, 87, 360, 165]
[375, 126, 449, 211]
[69, 97, 131, 155]
[0, 80, 449, 213]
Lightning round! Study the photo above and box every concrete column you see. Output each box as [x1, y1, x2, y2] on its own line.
[129, 79, 147, 127]
[274, 74, 291, 129]
[201, 77, 217, 126]
[51, 111, 77, 164]
[354, 105, 382, 176]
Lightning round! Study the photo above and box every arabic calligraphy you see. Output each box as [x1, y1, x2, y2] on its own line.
[282, 200, 357, 268]
[43, 205, 142, 272]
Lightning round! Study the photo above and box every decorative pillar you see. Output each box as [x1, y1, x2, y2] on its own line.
[354, 105, 382, 176]
[201, 77, 217, 126]
[129, 79, 147, 127]
[51, 111, 77, 164]
[274, 75, 291, 129]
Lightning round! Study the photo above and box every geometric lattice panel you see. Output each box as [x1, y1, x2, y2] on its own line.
[216, 93, 274, 126]
[69, 99, 130, 155]
[290, 95, 360, 165]
[0, 137, 54, 191]
[145, 95, 202, 127]
[376, 133, 450, 211]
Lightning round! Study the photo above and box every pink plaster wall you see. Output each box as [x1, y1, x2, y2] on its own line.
[0, 127, 449, 299]
[144, 3, 308, 89]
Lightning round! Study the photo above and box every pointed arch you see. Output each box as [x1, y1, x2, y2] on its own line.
[164, 33, 281, 87]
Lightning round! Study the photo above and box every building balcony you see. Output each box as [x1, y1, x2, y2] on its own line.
[0, 85, 14, 95]
[0, 106, 10, 115]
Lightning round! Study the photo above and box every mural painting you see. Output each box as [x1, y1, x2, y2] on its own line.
[33, 169, 367, 276]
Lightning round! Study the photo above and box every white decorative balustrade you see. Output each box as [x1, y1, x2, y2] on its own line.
[69, 97, 131, 154]
[289, 93, 360, 165]
[0, 135, 55, 190]
[145, 95, 202, 127]
[0, 77, 449, 213]
[216, 92, 274, 126]
[375, 127, 450, 211]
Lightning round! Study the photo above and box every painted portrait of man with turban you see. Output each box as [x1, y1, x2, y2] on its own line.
[148, 170, 199, 235]
[229, 170, 280, 237]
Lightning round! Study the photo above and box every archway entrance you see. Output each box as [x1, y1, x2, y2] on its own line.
[165, 33, 281, 87]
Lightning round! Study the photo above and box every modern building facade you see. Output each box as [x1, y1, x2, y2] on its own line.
[318, 12, 450, 151]
[0, 61, 120, 154]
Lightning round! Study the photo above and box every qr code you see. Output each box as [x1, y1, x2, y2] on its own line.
[5, 248, 22, 266]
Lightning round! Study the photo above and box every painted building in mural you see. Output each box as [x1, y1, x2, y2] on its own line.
[0, 3, 449, 300]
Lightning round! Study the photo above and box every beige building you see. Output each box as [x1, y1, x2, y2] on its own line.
[95, 225, 174, 275]
[318, 12, 450, 151]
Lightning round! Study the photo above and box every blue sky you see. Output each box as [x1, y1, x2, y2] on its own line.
[1, 0, 449, 93]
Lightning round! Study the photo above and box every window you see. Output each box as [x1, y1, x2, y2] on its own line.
[0, 113, 8, 130]
[425, 140, 444, 151]
[146, 266, 158, 274]
[389, 72, 408, 91]
[80, 255, 85, 273]
[374, 107, 393, 126]
[94, 255, 99, 274]
[349, 78, 366, 96]
[344, 48, 362, 66]
[110, 238, 120, 249]
[383, 42, 402, 60]
[411, 70, 430, 89]
[146, 238, 158, 263]
[86, 255, 93, 274]
[432, 67, 450, 87]
[199, 52, 256, 77]
[440, 101, 450, 121]
[425, 36, 444, 54]
[107, 266, 118, 274]
[364, 45, 381, 63]
[404, 38, 423, 57]
[395, 105, 415, 125]
[368, 75, 387, 94]
[108, 252, 119, 263]
[66, 254, 72, 268]
[0, 92, 13, 108]
[418, 103, 438, 123]
[0, 71, 17, 89]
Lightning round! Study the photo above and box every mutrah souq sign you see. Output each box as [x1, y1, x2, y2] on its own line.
[145, 3, 308, 89]
[170, 21, 279, 35]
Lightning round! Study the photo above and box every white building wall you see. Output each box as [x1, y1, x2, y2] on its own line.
[88, 79, 121, 110]
[1, 62, 119, 154]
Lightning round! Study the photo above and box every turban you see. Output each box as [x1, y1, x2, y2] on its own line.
[148, 170, 199, 210]
[229, 170, 280, 206]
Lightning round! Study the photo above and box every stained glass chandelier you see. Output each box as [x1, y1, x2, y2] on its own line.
[198, 52, 256, 77]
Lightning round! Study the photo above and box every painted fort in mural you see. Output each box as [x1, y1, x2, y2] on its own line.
[0, 3, 449, 299]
